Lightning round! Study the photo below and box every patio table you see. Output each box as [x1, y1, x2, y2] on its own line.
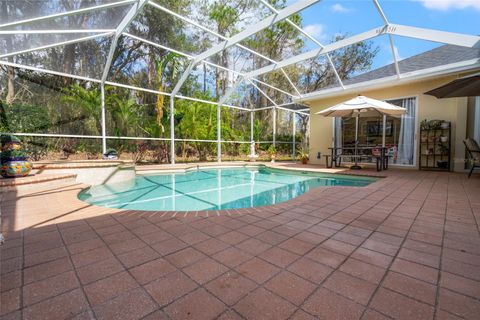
[328, 146, 389, 171]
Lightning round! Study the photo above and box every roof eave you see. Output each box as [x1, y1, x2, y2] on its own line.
[296, 58, 480, 103]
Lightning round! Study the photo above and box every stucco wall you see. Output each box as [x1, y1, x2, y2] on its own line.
[307, 75, 470, 171]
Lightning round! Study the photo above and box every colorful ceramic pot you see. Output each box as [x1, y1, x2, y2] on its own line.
[1, 160, 32, 178]
[1, 156, 28, 162]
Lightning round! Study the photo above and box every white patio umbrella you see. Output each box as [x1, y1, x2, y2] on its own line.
[316, 96, 407, 169]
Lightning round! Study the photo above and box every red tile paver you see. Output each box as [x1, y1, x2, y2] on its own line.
[438, 288, 480, 319]
[76, 258, 124, 285]
[234, 287, 297, 320]
[165, 247, 206, 268]
[144, 270, 198, 306]
[0, 288, 20, 316]
[205, 271, 257, 306]
[212, 247, 253, 268]
[290, 309, 317, 320]
[22, 289, 89, 320]
[163, 288, 226, 320]
[2, 167, 480, 319]
[303, 288, 365, 319]
[382, 271, 437, 305]
[92, 287, 157, 320]
[217, 231, 250, 245]
[71, 246, 113, 268]
[305, 247, 346, 268]
[339, 258, 386, 284]
[370, 287, 434, 320]
[264, 271, 316, 306]
[182, 257, 228, 284]
[22, 271, 79, 306]
[0, 271, 21, 293]
[390, 257, 439, 284]
[151, 237, 188, 256]
[129, 258, 176, 285]
[24, 246, 68, 267]
[23, 257, 73, 284]
[258, 246, 300, 268]
[216, 310, 244, 320]
[323, 271, 377, 305]
[193, 238, 230, 255]
[287, 257, 333, 284]
[440, 271, 480, 299]
[351, 247, 393, 268]
[117, 245, 160, 268]
[235, 257, 280, 284]
[235, 238, 272, 255]
[84, 271, 138, 306]
[278, 238, 315, 255]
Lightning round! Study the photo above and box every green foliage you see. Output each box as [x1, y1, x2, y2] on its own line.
[1, 148, 27, 159]
[0, 103, 51, 133]
[1, 134, 21, 144]
[110, 96, 139, 137]
[298, 148, 309, 160]
[209, 2, 240, 36]
[61, 84, 107, 134]
[0, 0, 380, 163]
[268, 145, 277, 155]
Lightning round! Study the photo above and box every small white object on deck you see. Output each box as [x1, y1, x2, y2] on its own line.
[248, 141, 258, 162]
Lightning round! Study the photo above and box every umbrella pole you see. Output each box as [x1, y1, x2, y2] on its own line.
[351, 113, 361, 170]
[382, 115, 386, 148]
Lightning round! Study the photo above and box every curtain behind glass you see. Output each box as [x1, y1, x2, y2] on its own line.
[397, 98, 416, 165]
[334, 117, 342, 154]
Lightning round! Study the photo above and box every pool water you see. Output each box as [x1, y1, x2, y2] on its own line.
[78, 167, 376, 211]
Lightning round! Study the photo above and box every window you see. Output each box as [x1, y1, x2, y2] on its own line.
[334, 96, 417, 166]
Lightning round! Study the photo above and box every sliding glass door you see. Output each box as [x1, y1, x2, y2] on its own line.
[334, 96, 417, 166]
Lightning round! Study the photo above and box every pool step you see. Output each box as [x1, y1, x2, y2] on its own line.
[0, 173, 77, 192]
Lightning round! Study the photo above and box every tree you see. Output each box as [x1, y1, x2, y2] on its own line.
[155, 52, 182, 132]
[1, 0, 381, 162]
[110, 96, 139, 137]
[176, 92, 216, 161]
[61, 84, 110, 135]
[300, 34, 380, 92]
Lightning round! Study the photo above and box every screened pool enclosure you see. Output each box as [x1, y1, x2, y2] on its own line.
[1, 0, 478, 163]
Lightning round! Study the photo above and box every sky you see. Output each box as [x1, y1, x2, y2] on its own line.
[296, 0, 480, 70]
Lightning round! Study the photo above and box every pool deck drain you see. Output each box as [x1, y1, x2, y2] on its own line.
[1, 166, 480, 319]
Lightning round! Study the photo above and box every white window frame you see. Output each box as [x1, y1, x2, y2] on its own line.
[331, 95, 419, 168]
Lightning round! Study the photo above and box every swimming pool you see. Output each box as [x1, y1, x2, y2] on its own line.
[78, 166, 376, 211]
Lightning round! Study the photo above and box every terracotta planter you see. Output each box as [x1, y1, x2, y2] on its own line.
[1, 160, 32, 178]
[301, 158, 308, 165]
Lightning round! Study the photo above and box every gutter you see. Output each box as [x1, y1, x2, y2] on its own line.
[297, 58, 480, 103]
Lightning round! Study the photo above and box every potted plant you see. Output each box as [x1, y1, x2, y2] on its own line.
[268, 145, 277, 163]
[299, 149, 309, 164]
[1, 134, 33, 178]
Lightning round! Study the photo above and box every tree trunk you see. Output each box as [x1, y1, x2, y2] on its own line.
[0, 100, 10, 131]
[2, 0, 15, 104]
[62, 44, 75, 86]
[6, 66, 15, 104]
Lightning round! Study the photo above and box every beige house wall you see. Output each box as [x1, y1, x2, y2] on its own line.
[307, 74, 472, 172]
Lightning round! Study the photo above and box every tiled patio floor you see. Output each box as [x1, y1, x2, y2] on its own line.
[1, 168, 479, 319]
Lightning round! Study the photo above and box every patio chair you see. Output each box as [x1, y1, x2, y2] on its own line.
[463, 138, 480, 178]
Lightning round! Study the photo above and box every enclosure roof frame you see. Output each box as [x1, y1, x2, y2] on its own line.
[0, 0, 479, 112]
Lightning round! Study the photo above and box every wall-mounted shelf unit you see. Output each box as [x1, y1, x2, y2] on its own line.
[419, 121, 451, 171]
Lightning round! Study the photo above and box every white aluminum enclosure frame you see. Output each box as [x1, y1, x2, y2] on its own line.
[1, 0, 479, 163]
